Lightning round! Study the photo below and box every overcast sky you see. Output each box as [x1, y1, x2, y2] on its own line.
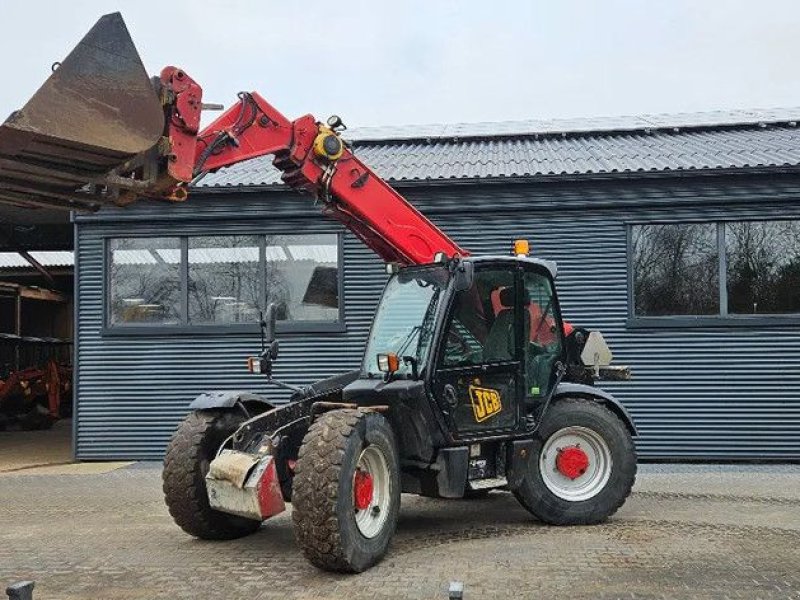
[2, 0, 799, 128]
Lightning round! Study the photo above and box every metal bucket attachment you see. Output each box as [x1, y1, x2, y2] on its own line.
[0, 13, 165, 210]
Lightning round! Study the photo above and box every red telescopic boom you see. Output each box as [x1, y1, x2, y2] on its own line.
[158, 66, 467, 265]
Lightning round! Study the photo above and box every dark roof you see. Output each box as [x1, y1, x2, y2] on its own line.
[196, 108, 800, 188]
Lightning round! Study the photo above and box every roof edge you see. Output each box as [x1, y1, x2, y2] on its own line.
[192, 165, 800, 193]
[343, 108, 800, 145]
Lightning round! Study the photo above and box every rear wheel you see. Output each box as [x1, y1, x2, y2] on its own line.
[292, 409, 400, 573]
[514, 398, 636, 525]
[162, 409, 262, 540]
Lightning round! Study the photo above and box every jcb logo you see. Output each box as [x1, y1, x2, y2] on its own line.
[469, 385, 502, 422]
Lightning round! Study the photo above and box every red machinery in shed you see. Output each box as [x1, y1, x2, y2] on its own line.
[0, 283, 72, 429]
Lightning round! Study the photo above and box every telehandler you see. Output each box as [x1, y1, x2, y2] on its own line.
[0, 13, 637, 573]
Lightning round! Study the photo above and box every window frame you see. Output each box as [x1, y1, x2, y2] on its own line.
[103, 233, 345, 336]
[435, 265, 521, 370]
[627, 218, 800, 328]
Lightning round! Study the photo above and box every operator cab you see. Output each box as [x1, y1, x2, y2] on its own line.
[358, 244, 568, 442]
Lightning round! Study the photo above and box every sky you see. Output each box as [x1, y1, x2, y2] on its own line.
[1, 0, 799, 128]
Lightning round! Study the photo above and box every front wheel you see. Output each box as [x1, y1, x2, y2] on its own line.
[514, 398, 636, 525]
[292, 409, 400, 573]
[162, 409, 262, 540]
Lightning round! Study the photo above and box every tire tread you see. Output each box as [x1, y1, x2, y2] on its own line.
[292, 408, 362, 571]
[162, 410, 261, 540]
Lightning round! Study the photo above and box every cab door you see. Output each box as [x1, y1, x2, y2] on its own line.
[520, 266, 566, 404]
[432, 265, 523, 439]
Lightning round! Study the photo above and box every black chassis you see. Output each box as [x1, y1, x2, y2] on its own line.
[193, 257, 637, 501]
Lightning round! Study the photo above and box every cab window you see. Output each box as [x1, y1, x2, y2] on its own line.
[440, 269, 516, 367]
[522, 271, 562, 398]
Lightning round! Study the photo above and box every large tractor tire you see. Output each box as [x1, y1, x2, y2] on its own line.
[162, 409, 262, 540]
[514, 398, 636, 525]
[292, 408, 400, 573]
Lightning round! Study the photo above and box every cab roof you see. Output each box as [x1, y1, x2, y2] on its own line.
[464, 255, 558, 279]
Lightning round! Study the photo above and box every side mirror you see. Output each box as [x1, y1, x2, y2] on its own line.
[453, 260, 474, 292]
[263, 302, 278, 344]
[249, 303, 280, 377]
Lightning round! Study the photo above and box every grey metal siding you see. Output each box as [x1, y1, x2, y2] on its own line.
[75, 176, 800, 460]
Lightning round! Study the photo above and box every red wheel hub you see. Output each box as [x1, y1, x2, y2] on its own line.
[556, 446, 590, 480]
[353, 469, 374, 511]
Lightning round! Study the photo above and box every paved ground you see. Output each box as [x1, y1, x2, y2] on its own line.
[0, 420, 73, 473]
[2, 463, 800, 600]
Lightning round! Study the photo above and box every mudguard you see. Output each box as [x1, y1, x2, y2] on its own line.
[553, 382, 637, 436]
[435, 447, 469, 498]
[189, 390, 275, 412]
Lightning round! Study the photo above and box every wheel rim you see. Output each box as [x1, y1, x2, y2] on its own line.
[353, 445, 391, 538]
[539, 426, 612, 501]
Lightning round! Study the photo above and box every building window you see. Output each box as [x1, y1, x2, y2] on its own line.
[726, 221, 800, 314]
[188, 236, 261, 324]
[109, 237, 181, 325]
[630, 219, 800, 322]
[107, 233, 341, 331]
[632, 223, 719, 316]
[265, 234, 340, 322]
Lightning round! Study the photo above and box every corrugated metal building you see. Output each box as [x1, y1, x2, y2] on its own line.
[74, 109, 800, 460]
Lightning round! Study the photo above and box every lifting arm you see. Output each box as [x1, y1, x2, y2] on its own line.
[159, 67, 467, 266]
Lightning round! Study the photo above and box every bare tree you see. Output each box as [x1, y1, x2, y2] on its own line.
[633, 223, 718, 316]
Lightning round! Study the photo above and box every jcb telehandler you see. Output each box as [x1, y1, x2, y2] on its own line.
[0, 13, 637, 573]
